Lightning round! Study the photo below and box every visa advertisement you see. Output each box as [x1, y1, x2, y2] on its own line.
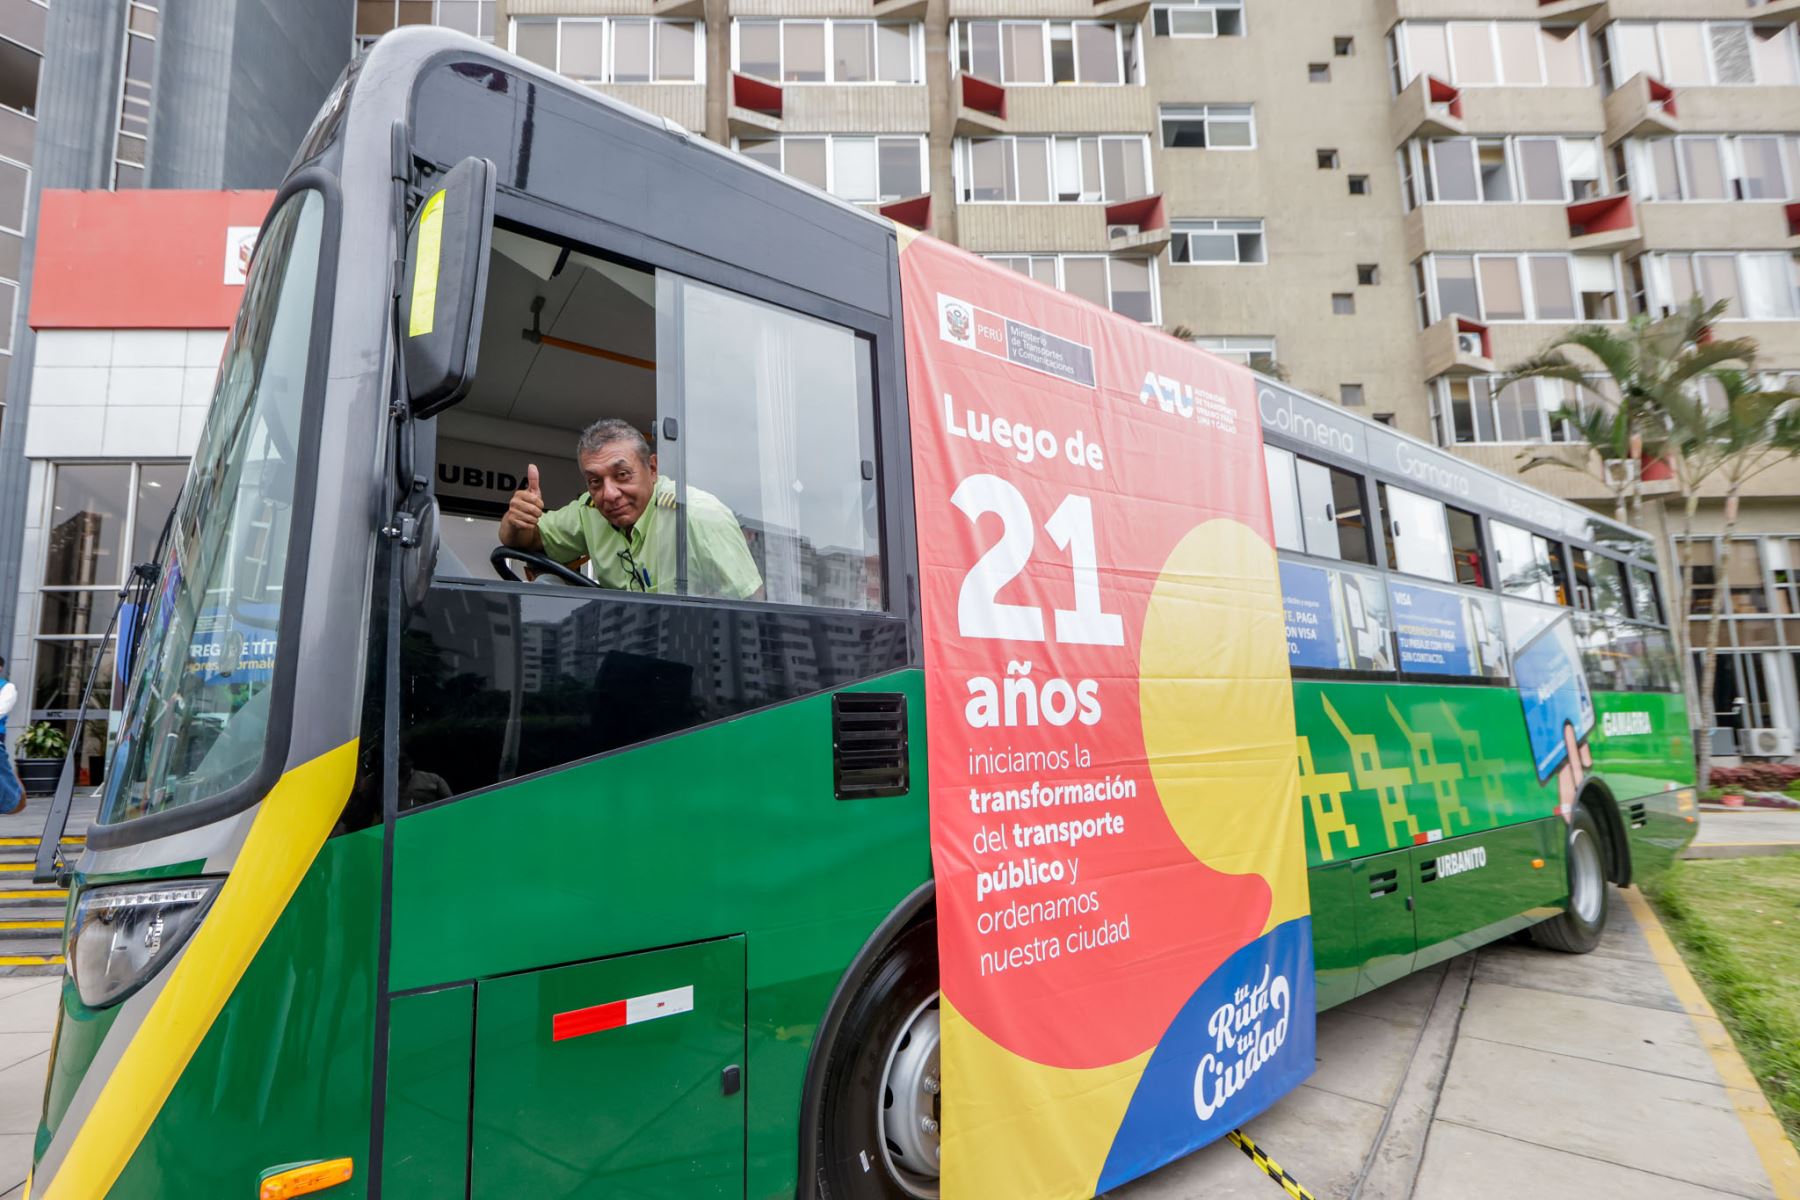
[900, 231, 1313, 1199]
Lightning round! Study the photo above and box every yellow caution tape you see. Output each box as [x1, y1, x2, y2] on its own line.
[1227, 1129, 1317, 1200]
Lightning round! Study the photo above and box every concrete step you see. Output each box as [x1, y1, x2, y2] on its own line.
[0, 934, 63, 975]
[0, 890, 68, 907]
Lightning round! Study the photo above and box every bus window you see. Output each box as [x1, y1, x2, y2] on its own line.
[1541, 536, 1571, 606]
[1591, 554, 1627, 618]
[1570, 545, 1593, 609]
[1491, 520, 1541, 601]
[1295, 456, 1373, 564]
[678, 278, 881, 608]
[1447, 504, 1486, 588]
[1264, 445, 1303, 552]
[1628, 564, 1664, 624]
[1377, 482, 1452, 581]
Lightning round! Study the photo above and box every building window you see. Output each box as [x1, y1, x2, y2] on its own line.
[1170, 218, 1265, 264]
[1392, 21, 1590, 91]
[113, 2, 157, 188]
[1400, 136, 1605, 210]
[1429, 374, 1611, 444]
[952, 21, 1141, 85]
[1317, 148, 1338, 169]
[1335, 36, 1354, 56]
[1635, 251, 1800, 321]
[736, 135, 926, 202]
[1605, 21, 1800, 89]
[1357, 263, 1379, 285]
[736, 20, 921, 84]
[1347, 174, 1369, 194]
[1419, 252, 1623, 323]
[0, 31, 39, 118]
[1340, 383, 1364, 406]
[956, 135, 1152, 203]
[1619, 135, 1800, 203]
[1150, 0, 1244, 39]
[29, 461, 185, 786]
[985, 253, 1159, 323]
[1191, 335, 1276, 371]
[1159, 104, 1254, 149]
[358, 0, 496, 47]
[510, 17, 703, 83]
[1332, 292, 1355, 314]
[1308, 62, 1330, 82]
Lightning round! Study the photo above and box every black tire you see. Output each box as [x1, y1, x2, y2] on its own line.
[1531, 803, 1609, 954]
[814, 916, 941, 1200]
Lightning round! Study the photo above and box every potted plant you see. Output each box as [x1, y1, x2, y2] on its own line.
[15, 722, 68, 798]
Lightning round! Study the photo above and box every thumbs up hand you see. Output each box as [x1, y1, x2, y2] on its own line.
[500, 462, 548, 550]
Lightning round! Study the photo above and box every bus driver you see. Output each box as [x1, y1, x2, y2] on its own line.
[499, 417, 763, 599]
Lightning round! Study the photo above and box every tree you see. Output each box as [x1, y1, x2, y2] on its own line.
[1500, 300, 1755, 526]
[1658, 368, 1800, 788]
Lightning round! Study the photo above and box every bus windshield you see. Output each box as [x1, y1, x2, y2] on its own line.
[100, 189, 325, 827]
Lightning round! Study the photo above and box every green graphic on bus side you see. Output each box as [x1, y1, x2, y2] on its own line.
[1294, 682, 1692, 866]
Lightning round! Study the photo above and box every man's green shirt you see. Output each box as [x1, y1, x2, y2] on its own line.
[536, 475, 763, 599]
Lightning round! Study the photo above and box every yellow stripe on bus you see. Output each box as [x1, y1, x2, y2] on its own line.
[38, 740, 358, 1200]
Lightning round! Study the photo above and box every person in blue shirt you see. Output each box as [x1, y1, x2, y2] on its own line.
[0, 657, 22, 815]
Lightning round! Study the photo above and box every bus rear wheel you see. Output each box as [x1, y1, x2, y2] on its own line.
[815, 916, 941, 1200]
[1530, 803, 1608, 954]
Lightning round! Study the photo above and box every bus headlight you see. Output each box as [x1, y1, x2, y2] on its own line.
[67, 880, 221, 1009]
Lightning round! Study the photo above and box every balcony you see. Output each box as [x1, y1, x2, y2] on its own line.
[1565, 194, 1642, 253]
[954, 196, 1165, 255]
[956, 75, 1008, 136]
[651, 0, 703, 17]
[1749, 0, 1800, 25]
[1091, 0, 1152, 20]
[1602, 74, 1678, 143]
[1789, 202, 1800, 243]
[871, 0, 929, 19]
[728, 74, 782, 137]
[1535, 0, 1606, 19]
[1419, 316, 1494, 379]
[1101, 195, 1169, 258]
[878, 194, 932, 233]
[1390, 75, 1464, 147]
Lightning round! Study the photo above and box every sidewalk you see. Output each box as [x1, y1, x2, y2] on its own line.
[0, 976, 60, 1200]
[1687, 807, 1800, 859]
[1114, 889, 1800, 1199]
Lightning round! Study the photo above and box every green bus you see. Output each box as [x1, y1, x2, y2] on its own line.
[29, 27, 1695, 1200]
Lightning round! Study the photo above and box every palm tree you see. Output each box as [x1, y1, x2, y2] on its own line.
[1659, 368, 1800, 787]
[1500, 299, 1755, 526]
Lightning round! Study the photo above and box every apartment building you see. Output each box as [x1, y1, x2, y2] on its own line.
[490, 0, 1800, 752]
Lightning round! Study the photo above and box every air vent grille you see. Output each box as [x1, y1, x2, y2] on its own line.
[1627, 801, 1648, 829]
[833, 692, 909, 800]
[1369, 869, 1399, 898]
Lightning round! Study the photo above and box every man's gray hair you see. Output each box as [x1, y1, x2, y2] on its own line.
[577, 418, 652, 466]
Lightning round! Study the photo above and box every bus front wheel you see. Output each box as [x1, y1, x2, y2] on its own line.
[815, 916, 941, 1200]
[1530, 803, 1609, 954]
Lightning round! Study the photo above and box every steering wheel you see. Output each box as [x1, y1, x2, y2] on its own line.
[490, 545, 601, 588]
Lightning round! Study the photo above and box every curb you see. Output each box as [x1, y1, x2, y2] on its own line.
[1620, 886, 1800, 1200]
[1682, 841, 1800, 860]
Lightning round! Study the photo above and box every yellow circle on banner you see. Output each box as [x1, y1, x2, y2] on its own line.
[1138, 519, 1309, 933]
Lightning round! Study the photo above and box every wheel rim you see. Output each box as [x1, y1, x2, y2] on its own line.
[1569, 826, 1603, 925]
[877, 993, 941, 1199]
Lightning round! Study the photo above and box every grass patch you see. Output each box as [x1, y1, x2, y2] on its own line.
[1647, 856, 1800, 1154]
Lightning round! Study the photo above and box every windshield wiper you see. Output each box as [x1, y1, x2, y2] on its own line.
[34, 498, 181, 884]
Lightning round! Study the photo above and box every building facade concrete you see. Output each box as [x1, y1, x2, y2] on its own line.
[491, 0, 1800, 752]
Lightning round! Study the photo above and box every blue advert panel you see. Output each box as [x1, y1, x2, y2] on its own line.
[1513, 615, 1595, 781]
[1279, 562, 1341, 670]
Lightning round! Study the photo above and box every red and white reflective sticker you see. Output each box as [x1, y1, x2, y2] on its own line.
[1412, 829, 1444, 846]
[552, 985, 694, 1042]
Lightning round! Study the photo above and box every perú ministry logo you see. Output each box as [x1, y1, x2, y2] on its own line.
[1194, 964, 1292, 1120]
[938, 294, 975, 347]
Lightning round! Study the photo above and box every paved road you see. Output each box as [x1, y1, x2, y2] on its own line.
[0, 886, 1793, 1198]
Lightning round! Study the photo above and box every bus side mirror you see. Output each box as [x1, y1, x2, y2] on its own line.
[401, 155, 496, 417]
